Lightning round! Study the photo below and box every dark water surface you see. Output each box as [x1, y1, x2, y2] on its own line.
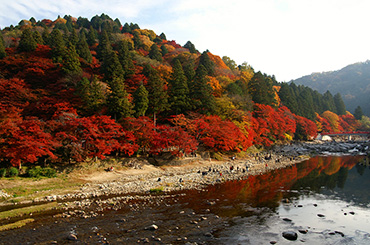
[1, 155, 369, 244]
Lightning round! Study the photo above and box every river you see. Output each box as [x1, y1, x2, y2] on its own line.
[1, 154, 369, 244]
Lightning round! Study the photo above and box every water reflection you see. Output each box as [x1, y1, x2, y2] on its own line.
[194, 155, 370, 244]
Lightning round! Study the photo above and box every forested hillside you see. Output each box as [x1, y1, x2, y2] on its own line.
[291, 61, 370, 116]
[0, 14, 367, 169]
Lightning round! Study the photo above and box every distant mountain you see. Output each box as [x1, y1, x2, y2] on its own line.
[291, 61, 370, 116]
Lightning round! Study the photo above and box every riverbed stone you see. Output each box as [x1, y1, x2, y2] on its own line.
[282, 231, 298, 241]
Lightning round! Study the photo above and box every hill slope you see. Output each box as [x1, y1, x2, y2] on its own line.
[291, 61, 370, 116]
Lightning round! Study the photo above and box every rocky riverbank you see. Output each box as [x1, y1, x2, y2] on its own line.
[2, 140, 369, 207]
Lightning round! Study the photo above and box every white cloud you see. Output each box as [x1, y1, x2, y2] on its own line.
[1, 0, 370, 81]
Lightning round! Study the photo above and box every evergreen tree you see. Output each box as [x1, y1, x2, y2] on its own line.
[149, 44, 162, 62]
[159, 32, 167, 40]
[97, 30, 111, 59]
[132, 31, 143, 50]
[122, 23, 131, 33]
[147, 68, 169, 125]
[322, 90, 336, 113]
[18, 28, 37, 52]
[184, 41, 197, 53]
[107, 76, 133, 120]
[76, 32, 92, 63]
[102, 48, 124, 81]
[49, 29, 65, 63]
[87, 26, 97, 46]
[62, 42, 82, 74]
[76, 76, 105, 115]
[334, 93, 346, 115]
[160, 45, 168, 56]
[69, 28, 79, 46]
[133, 83, 149, 117]
[297, 88, 316, 120]
[279, 82, 298, 114]
[354, 106, 364, 120]
[248, 71, 276, 106]
[42, 29, 50, 45]
[0, 33, 6, 59]
[117, 40, 135, 78]
[190, 65, 216, 114]
[198, 51, 215, 76]
[184, 58, 196, 82]
[32, 31, 43, 45]
[169, 60, 191, 114]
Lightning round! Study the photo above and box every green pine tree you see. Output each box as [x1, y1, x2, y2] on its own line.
[18, 28, 37, 52]
[190, 65, 216, 114]
[147, 68, 169, 126]
[169, 60, 191, 114]
[184, 41, 197, 54]
[248, 71, 276, 106]
[69, 28, 79, 46]
[334, 93, 346, 115]
[0, 36, 6, 59]
[107, 76, 133, 120]
[50, 29, 65, 63]
[133, 83, 149, 117]
[32, 31, 43, 45]
[62, 42, 82, 74]
[278, 82, 298, 114]
[102, 48, 124, 81]
[76, 32, 92, 63]
[354, 106, 364, 120]
[117, 40, 135, 78]
[87, 26, 97, 46]
[198, 51, 215, 76]
[149, 44, 162, 62]
[322, 90, 336, 113]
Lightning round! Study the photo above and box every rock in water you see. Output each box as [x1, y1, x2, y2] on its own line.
[145, 224, 158, 231]
[282, 231, 298, 241]
[67, 233, 78, 241]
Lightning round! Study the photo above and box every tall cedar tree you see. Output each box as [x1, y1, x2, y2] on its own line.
[133, 83, 149, 117]
[184, 41, 197, 54]
[169, 59, 191, 114]
[117, 40, 135, 78]
[198, 51, 215, 76]
[248, 71, 276, 106]
[69, 28, 79, 46]
[62, 43, 82, 74]
[334, 93, 346, 115]
[99, 33, 124, 81]
[76, 32, 92, 63]
[278, 82, 298, 114]
[322, 91, 336, 113]
[18, 28, 37, 52]
[49, 29, 65, 63]
[107, 75, 133, 120]
[149, 44, 162, 62]
[76, 77, 105, 115]
[42, 29, 50, 45]
[354, 106, 363, 120]
[32, 31, 44, 45]
[0, 38, 5, 59]
[87, 26, 97, 46]
[147, 67, 169, 126]
[190, 64, 216, 114]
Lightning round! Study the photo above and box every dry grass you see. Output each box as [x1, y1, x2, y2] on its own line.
[0, 218, 34, 231]
[0, 202, 59, 220]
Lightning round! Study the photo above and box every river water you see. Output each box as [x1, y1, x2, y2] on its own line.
[1, 155, 369, 244]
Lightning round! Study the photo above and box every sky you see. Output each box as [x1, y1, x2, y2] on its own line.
[1, 0, 370, 82]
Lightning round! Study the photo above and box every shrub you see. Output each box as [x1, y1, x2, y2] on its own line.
[26, 166, 57, 178]
[8, 167, 19, 177]
[0, 168, 6, 178]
